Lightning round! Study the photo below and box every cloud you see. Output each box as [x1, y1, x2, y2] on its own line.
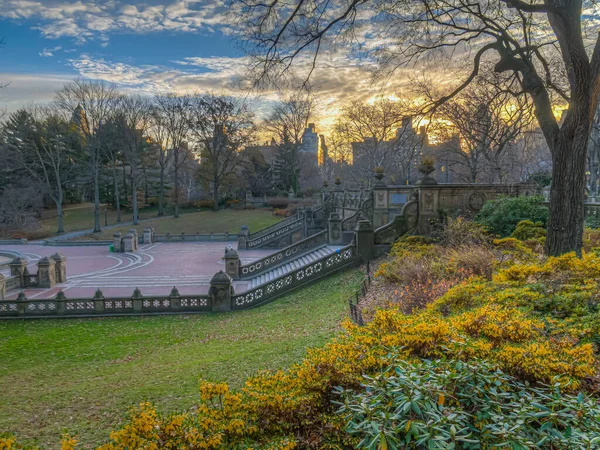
[39, 46, 62, 57]
[0, 72, 74, 113]
[0, 1, 231, 43]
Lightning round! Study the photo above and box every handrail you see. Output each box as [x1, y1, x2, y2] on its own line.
[233, 243, 356, 309]
[0, 294, 211, 318]
[240, 230, 327, 278]
[248, 214, 299, 240]
[246, 217, 304, 249]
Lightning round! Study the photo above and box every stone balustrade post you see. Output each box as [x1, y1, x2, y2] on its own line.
[354, 219, 375, 262]
[10, 257, 27, 287]
[169, 286, 181, 310]
[51, 253, 67, 283]
[113, 232, 123, 253]
[209, 270, 234, 312]
[55, 290, 67, 315]
[143, 228, 153, 244]
[304, 206, 313, 237]
[238, 225, 249, 249]
[122, 233, 136, 253]
[93, 288, 105, 313]
[16, 291, 27, 316]
[129, 229, 139, 250]
[328, 212, 343, 245]
[224, 246, 240, 280]
[132, 287, 143, 312]
[37, 256, 56, 288]
[0, 274, 5, 300]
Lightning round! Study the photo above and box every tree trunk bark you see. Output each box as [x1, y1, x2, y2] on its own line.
[158, 165, 165, 217]
[56, 195, 64, 234]
[132, 162, 139, 226]
[545, 133, 588, 256]
[113, 164, 121, 223]
[93, 165, 101, 232]
[213, 180, 220, 211]
[174, 150, 180, 218]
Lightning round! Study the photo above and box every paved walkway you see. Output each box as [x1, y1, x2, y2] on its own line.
[0, 242, 272, 300]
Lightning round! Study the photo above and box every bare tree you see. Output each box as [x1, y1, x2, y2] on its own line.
[2, 107, 79, 233]
[427, 79, 533, 182]
[264, 92, 315, 193]
[189, 94, 255, 209]
[115, 95, 152, 225]
[152, 94, 191, 218]
[235, 0, 600, 255]
[55, 79, 119, 232]
[335, 96, 421, 187]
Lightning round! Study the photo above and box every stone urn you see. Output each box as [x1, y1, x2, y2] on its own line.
[417, 158, 437, 185]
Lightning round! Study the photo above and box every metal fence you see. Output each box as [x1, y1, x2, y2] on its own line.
[348, 261, 371, 326]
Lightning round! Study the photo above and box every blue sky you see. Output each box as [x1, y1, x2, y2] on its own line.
[0, 0, 401, 127]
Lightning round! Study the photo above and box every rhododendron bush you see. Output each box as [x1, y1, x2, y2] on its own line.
[2, 223, 599, 448]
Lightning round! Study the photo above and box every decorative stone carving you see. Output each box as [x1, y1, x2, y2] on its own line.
[468, 191, 486, 211]
[122, 233, 136, 253]
[224, 246, 240, 279]
[209, 270, 234, 312]
[328, 212, 343, 244]
[37, 256, 56, 288]
[51, 253, 67, 283]
[143, 228, 153, 244]
[354, 219, 375, 261]
[113, 232, 123, 253]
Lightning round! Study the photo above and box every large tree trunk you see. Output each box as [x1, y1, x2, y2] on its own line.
[213, 180, 220, 211]
[93, 165, 101, 233]
[113, 164, 121, 223]
[174, 150, 180, 218]
[56, 192, 64, 234]
[158, 165, 165, 217]
[132, 163, 139, 226]
[545, 132, 588, 256]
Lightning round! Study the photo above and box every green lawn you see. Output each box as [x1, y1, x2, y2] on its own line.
[39, 204, 159, 238]
[73, 208, 280, 240]
[0, 269, 361, 449]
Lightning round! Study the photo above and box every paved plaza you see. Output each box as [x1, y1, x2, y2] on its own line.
[0, 242, 273, 300]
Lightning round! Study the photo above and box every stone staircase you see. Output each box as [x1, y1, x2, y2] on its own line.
[247, 245, 341, 289]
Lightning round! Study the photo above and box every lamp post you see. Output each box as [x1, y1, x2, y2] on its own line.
[104, 209, 108, 226]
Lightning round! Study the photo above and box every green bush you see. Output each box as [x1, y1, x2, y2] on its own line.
[511, 220, 547, 241]
[475, 196, 548, 237]
[335, 358, 600, 450]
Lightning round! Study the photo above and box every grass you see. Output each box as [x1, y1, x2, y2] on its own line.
[0, 269, 362, 449]
[75, 208, 280, 240]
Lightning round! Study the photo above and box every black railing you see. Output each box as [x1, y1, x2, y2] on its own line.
[348, 261, 371, 326]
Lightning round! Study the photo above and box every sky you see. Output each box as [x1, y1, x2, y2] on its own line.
[0, 0, 410, 132]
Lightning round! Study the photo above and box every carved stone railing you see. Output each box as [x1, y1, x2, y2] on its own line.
[374, 200, 419, 245]
[248, 214, 300, 241]
[0, 293, 211, 318]
[312, 193, 333, 221]
[342, 197, 374, 231]
[5, 276, 20, 291]
[232, 244, 357, 310]
[240, 230, 328, 278]
[153, 232, 235, 242]
[246, 217, 305, 249]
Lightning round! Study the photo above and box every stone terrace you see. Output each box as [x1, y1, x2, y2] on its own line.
[0, 242, 273, 300]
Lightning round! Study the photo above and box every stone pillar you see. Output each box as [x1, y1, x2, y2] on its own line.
[355, 219, 375, 262]
[113, 232, 123, 253]
[132, 287, 143, 312]
[288, 186, 295, 200]
[10, 257, 27, 287]
[328, 212, 343, 245]
[37, 256, 56, 288]
[129, 229, 139, 251]
[209, 270, 234, 312]
[237, 226, 249, 249]
[169, 286, 181, 310]
[93, 288, 105, 314]
[143, 228, 153, 244]
[224, 246, 240, 280]
[122, 233, 136, 253]
[0, 274, 5, 300]
[51, 253, 67, 283]
[55, 289, 67, 315]
[16, 291, 27, 316]
[304, 206, 313, 237]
